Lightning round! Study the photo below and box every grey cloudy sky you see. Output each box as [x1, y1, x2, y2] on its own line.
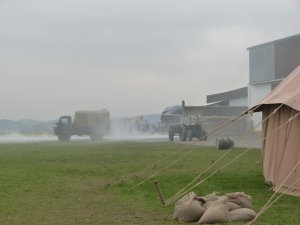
[0, 0, 299, 120]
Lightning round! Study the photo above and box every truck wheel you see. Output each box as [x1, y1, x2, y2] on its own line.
[169, 132, 174, 141]
[90, 134, 103, 141]
[58, 134, 71, 142]
[180, 125, 187, 141]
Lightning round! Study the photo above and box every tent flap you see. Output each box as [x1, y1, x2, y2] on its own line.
[262, 105, 300, 194]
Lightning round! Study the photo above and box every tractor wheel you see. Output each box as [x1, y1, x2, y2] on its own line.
[169, 132, 174, 141]
[187, 129, 193, 141]
[180, 125, 187, 141]
[200, 130, 207, 141]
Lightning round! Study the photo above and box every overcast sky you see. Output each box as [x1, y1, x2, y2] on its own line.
[0, 0, 299, 120]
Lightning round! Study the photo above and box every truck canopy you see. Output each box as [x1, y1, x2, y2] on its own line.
[74, 109, 110, 130]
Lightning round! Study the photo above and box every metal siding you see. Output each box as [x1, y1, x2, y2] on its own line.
[182, 106, 248, 117]
[228, 97, 248, 106]
[249, 83, 272, 107]
[207, 87, 247, 103]
[249, 44, 274, 83]
[274, 36, 300, 79]
[271, 80, 282, 90]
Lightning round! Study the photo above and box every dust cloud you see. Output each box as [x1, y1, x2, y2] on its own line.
[0, 131, 167, 143]
[0, 133, 57, 143]
[0, 115, 167, 143]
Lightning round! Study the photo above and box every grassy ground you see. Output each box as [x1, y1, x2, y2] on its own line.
[0, 141, 298, 225]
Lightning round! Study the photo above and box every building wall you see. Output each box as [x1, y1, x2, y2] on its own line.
[274, 37, 300, 79]
[248, 82, 272, 107]
[248, 34, 300, 130]
[249, 44, 274, 84]
[248, 82, 272, 129]
[207, 87, 247, 105]
[182, 106, 248, 118]
[229, 97, 248, 107]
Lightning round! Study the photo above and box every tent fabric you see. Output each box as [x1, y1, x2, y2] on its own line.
[252, 65, 300, 112]
[261, 105, 300, 195]
[250, 65, 300, 196]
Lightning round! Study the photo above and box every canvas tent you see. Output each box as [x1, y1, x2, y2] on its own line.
[250, 65, 300, 196]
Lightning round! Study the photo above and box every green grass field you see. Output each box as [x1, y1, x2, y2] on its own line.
[0, 141, 298, 225]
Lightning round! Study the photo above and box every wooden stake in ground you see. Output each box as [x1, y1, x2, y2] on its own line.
[154, 181, 166, 206]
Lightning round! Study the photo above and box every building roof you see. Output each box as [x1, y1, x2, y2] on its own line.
[207, 87, 248, 104]
[247, 33, 300, 50]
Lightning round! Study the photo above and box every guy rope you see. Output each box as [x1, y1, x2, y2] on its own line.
[165, 105, 299, 206]
[127, 106, 260, 191]
[245, 161, 300, 225]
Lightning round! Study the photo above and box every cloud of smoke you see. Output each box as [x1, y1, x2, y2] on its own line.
[0, 132, 57, 143]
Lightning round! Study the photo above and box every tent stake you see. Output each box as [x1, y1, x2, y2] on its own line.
[154, 181, 166, 206]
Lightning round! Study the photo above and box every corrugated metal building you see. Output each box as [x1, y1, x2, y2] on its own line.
[206, 87, 248, 107]
[247, 34, 300, 126]
[248, 34, 300, 107]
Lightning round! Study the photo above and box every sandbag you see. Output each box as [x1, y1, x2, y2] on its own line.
[200, 194, 225, 210]
[173, 192, 206, 222]
[228, 202, 241, 211]
[176, 191, 198, 204]
[229, 208, 256, 221]
[226, 192, 251, 199]
[198, 198, 230, 224]
[226, 192, 252, 209]
[200, 191, 220, 202]
[202, 198, 240, 211]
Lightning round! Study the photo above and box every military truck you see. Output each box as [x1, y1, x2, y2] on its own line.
[54, 109, 110, 142]
[168, 123, 207, 141]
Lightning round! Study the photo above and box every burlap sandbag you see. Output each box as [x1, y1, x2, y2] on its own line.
[202, 198, 240, 211]
[201, 191, 220, 202]
[199, 191, 221, 210]
[229, 208, 256, 221]
[173, 192, 206, 222]
[174, 192, 198, 207]
[198, 198, 230, 224]
[228, 202, 241, 211]
[226, 192, 252, 209]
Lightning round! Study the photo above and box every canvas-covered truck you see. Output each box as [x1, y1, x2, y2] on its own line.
[54, 109, 110, 142]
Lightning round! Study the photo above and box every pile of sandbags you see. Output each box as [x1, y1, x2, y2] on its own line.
[173, 191, 256, 224]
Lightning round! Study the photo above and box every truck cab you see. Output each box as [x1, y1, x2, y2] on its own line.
[58, 116, 72, 125]
[54, 116, 72, 142]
